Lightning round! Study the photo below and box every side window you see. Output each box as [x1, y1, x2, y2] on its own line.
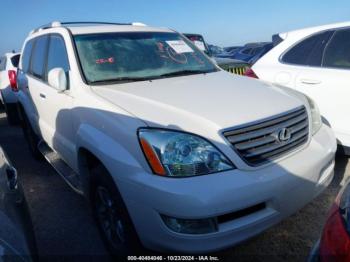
[46, 35, 70, 75]
[30, 36, 49, 79]
[21, 40, 34, 73]
[282, 31, 333, 66]
[323, 29, 350, 69]
[10, 54, 20, 68]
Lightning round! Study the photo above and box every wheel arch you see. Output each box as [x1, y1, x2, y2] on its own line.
[77, 147, 110, 199]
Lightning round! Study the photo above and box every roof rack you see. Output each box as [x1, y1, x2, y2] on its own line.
[31, 21, 147, 34]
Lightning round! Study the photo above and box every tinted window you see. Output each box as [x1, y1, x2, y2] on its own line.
[21, 40, 34, 73]
[323, 29, 350, 69]
[307, 31, 334, 66]
[47, 35, 70, 75]
[282, 31, 333, 66]
[31, 36, 49, 79]
[10, 54, 20, 68]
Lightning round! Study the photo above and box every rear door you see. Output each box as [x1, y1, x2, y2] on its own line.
[294, 29, 350, 146]
[25, 35, 50, 135]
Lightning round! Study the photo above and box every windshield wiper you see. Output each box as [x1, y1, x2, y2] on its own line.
[158, 69, 213, 78]
[89, 76, 154, 85]
[89, 69, 215, 84]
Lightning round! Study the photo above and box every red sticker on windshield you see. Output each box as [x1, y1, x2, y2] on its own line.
[96, 57, 115, 64]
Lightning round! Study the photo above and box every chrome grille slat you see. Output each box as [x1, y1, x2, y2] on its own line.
[226, 113, 307, 144]
[224, 110, 305, 136]
[235, 135, 276, 150]
[290, 121, 308, 134]
[225, 108, 306, 137]
[223, 106, 309, 166]
[248, 136, 308, 164]
[244, 129, 308, 158]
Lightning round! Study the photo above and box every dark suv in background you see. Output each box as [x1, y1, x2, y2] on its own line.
[184, 33, 249, 75]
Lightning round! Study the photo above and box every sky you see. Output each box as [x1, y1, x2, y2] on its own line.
[1, 0, 350, 54]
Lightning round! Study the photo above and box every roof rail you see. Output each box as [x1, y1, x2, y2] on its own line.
[60, 21, 133, 26]
[30, 21, 147, 35]
[31, 21, 62, 34]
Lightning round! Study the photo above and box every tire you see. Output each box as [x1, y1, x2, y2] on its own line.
[19, 107, 42, 160]
[90, 165, 143, 257]
[4, 102, 20, 125]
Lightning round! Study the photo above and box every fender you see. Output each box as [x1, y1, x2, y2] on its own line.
[75, 123, 144, 194]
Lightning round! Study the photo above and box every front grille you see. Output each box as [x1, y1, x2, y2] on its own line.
[223, 106, 309, 166]
[227, 66, 247, 75]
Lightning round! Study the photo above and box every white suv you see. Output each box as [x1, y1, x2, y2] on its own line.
[251, 22, 350, 155]
[0, 52, 20, 124]
[16, 21, 336, 254]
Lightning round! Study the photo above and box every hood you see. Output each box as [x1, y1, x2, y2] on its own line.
[90, 71, 304, 135]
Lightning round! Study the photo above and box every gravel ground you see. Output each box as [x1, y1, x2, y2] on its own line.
[0, 111, 348, 262]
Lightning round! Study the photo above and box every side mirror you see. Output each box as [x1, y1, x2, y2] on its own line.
[48, 68, 67, 92]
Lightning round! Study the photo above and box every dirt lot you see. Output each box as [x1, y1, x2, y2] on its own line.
[0, 111, 348, 261]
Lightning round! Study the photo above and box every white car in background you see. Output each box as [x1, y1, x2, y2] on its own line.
[0, 52, 20, 124]
[250, 22, 350, 155]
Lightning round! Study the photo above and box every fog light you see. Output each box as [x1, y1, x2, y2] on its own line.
[161, 215, 218, 234]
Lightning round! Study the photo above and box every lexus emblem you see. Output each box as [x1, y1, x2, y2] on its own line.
[277, 128, 292, 143]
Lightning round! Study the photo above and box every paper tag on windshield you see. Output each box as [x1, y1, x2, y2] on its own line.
[194, 40, 206, 51]
[166, 40, 193, 53]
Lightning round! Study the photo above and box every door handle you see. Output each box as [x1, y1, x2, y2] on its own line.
[39, 93, 46, 99]
[300, 79, 321, 85]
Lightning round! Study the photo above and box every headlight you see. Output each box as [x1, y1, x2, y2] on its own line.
[138, 129, 234, 177]
[304, 95, 322, 135]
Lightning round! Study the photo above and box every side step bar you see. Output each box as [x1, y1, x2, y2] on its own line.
[38, 141, 83, 195]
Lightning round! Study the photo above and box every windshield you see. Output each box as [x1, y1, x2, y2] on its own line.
[74, 32, 217, 84]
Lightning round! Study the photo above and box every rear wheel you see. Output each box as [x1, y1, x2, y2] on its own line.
[18, 107, 42, 160]
[90, 165, 142, 257]
[4, 102, 20, 125]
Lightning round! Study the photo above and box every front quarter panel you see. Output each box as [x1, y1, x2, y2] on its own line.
[70, 94, 152, 196]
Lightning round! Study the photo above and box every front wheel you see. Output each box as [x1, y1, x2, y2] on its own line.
[90, 165, 142, 257]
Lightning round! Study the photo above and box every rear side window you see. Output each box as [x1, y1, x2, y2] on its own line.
[323, 29, 350, 69]
[282, 31, 334, 66]
[21, 40, 34, 73]
[31, 36, 49, 79]
[46, 35, 70, 75]
[10, 54, 20, 68]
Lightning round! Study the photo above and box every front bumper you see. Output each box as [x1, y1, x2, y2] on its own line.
[117, 125, 336, 253]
